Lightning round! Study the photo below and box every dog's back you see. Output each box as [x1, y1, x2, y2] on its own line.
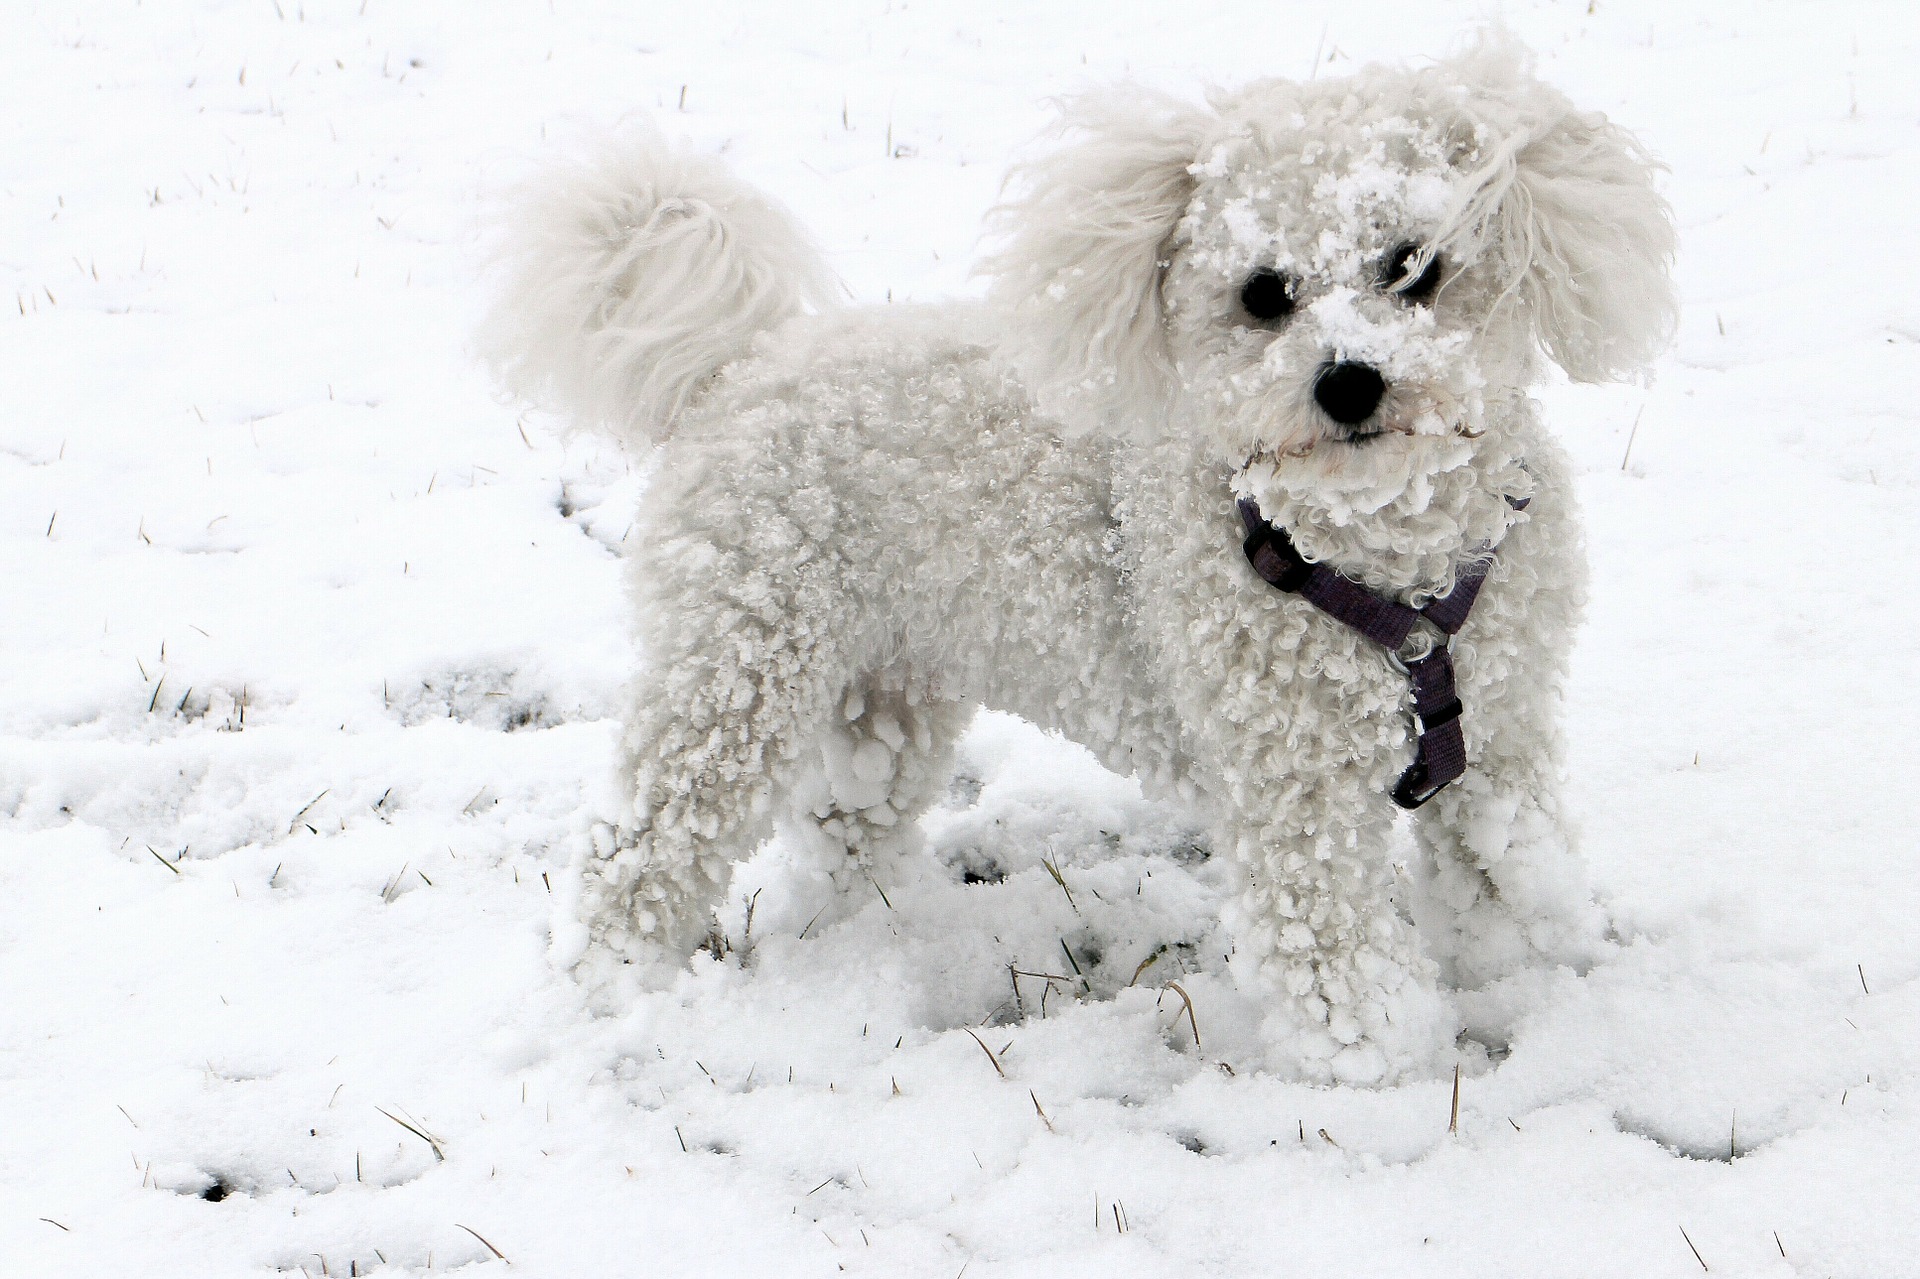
[481, 141, 1184, 969]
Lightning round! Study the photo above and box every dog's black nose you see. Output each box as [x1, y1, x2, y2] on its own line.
[1313, 362, 1386, 426]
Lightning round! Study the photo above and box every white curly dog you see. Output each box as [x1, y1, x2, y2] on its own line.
[482, 38, 1674, 1085]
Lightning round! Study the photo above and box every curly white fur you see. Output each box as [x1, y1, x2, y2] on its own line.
[483, 35, 1674, 1085]
[477, 125, 839, 447]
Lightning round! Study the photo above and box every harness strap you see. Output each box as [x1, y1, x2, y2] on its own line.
[1394, 647, 1465, 809]
[1235, 496, 1525, 810]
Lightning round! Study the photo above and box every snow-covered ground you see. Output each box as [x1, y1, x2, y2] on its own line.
[4, 2, 1917, 1275]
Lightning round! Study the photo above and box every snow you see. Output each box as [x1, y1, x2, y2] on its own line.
[3, 2, 1918, 1275]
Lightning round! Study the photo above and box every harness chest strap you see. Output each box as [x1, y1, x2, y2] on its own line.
[1235, 496, 1526, 810]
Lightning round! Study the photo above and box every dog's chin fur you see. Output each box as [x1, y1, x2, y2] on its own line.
[1231, 407, 1536, 599]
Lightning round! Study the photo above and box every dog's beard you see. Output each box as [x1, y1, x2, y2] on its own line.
[1229, 415, 1534, 599]
[1236, 430, 1478, 522]
[1231, 381, 1486, 520]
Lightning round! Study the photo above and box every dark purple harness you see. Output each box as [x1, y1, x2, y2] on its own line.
[1236, 495, 1527, 810]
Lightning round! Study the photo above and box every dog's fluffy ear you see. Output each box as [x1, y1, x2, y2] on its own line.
[984, 87, 1215, 437]
[1436, 39, 1678, 383]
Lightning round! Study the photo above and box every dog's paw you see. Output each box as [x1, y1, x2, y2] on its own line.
[566, 821, 720, 988]
[1438, 894, 1615, 990]
[1251, 953, 1457, 1087]
[570, 936, 689, 1010]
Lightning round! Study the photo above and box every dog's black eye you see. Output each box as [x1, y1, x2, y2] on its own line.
[1382, 243, 1441, 301]
[1239, 269, 1295, 323]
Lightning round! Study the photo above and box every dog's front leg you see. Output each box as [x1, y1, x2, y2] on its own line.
[1411, 748, 1611, 990]
[1220, 773, 1454, 1086]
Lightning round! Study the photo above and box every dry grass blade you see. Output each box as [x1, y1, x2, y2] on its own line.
[1620, 405, 1645, 471]
[288, 789, 329, 834]
[1030, 1089, 1055, 1133]
[1008, 965, 1074, 1021]
[1679, 1224, 1709, 1272]
[1041, 855, 1077, 913]
[380, 864, 409, 904]
[1058, 939, 1089, 991]
[146, 845, 182, 875]
[374, 1106, 445, 1161]
[962, 1028, 1006, 1079]
[455, 1224, 509, 1263]
[1449, 1064, 1461, 1134]
[1128, 944, 1167, 988]
[1162, 980, 1201, 1051]
[1009, 965, 1074, 1010]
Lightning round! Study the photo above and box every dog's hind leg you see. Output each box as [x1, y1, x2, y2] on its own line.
[575, 589, 854, 981]
[778, 671, 971, 909]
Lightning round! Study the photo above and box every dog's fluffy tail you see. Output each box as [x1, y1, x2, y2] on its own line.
[478, 127, 838, 447]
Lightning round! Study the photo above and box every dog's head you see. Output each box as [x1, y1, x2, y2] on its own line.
[987, 36, 1675, 506]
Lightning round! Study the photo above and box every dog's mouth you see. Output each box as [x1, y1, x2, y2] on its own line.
[1338, 399, 1486, 447]
[1247, 413, 1479, 468]
[1312, 417, 1418, 452]
[1251, 421, 1407, 462]
[1241, 383, 1487, 467]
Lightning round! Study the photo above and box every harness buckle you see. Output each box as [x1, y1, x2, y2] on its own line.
[1391, 762, 1446, 810]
